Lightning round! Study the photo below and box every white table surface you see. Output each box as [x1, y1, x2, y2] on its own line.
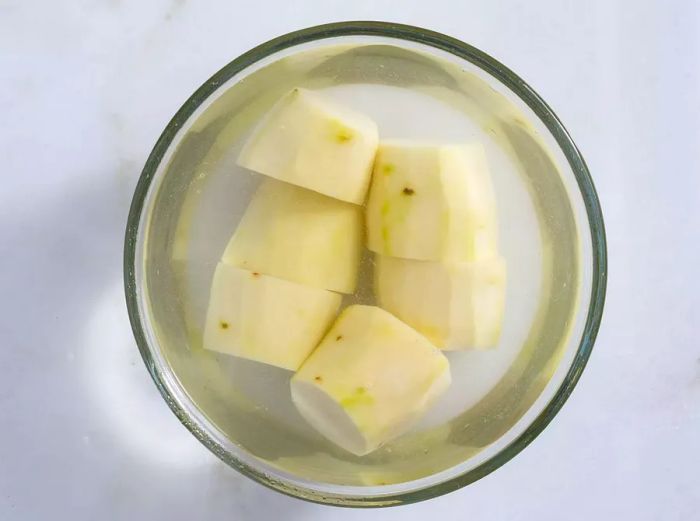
[1, 1, 698, 519]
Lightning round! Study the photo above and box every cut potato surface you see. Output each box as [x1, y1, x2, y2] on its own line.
[375, 255, 507, 350]
[366, 142, 497, 261]
[238, 88, 378, 204]
[203, 263, 341, 371]
[291, 305, 450, 456]
[222, 179, 362, 294]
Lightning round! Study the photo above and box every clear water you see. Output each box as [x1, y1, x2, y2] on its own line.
[143, 42, 579, 486]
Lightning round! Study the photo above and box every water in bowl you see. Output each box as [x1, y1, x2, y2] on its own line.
[143, 42, 579, 486]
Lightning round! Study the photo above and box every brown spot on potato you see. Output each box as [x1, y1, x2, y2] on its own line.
[336, 335, 343, 341]
[314, 375, 323, 383]
[402, 187, 415, 196]
[219, 321, 229, 330]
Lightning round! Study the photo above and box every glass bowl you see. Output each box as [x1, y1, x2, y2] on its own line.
[124, 21, 606, 507]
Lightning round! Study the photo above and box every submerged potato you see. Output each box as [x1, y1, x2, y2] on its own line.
[366, 142, 498, 261]
[375, 255, 507, 350]
[203, 263, 341, 371]
[238, 88, 378, 204]
[291, 305, 451, 456]
[222, 179, 363, 294]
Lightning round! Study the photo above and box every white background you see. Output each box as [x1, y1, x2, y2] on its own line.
[1, 1, 698, 520]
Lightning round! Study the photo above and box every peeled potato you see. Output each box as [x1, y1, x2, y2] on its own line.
[238, 88, 378, 204]
[222, 179, 362, 294]
[375, 255, 507, 350]
[291, 305, 451, 456]
[366, 142, 497, 261]
[203, 263, 341, 371]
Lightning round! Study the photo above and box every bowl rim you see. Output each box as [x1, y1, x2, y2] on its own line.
[124, 21, 607, 508]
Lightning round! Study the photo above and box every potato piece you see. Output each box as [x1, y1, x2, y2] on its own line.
[291, 305, 450, 455]
[203, 263, 341, 370]
[238, 88, 378, 204]
[366, 142, 497, 261]
[222, 179, 362, 294]
[375, 255, 507, 349]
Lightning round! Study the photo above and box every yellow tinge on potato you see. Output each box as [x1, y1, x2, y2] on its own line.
[222, 179, 363, 294]
[366, 142, 498, 261]
[291, 305, 451, 456]
[375, 255, 507, 350]
[203, 263, 341, 371]
[238, 88, 378, 205]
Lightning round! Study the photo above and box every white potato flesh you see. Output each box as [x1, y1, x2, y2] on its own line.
[222, 179, 363, 294]
[375, 255, 507, 350]
[203, 263, 341, 371]
[291, 305, 451, 456]
[366, 142, 498, 261]
[238, 88, 378, 204]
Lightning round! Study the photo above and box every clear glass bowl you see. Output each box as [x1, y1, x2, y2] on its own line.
[124, 22, 606, 507]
